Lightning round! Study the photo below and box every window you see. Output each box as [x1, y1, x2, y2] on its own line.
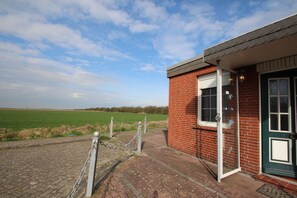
[201, 87, 217, 122]
[268, 78, 290, 132]
[198, 72, 230, 127]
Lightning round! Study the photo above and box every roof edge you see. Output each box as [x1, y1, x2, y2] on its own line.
[167, 54, 210, 78]
[205, 13, 297, 52]
[167, 54, 203, 71]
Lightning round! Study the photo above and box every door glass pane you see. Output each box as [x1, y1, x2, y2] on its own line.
[270, 97, 278, 112]
[281, 115, 289, 131]
[279, 79, 288, 95]
[280, 97, 288, 113]
[222, 72, 239, 175]
[270, 80, 278, 95]
[270, 114, 278, 130]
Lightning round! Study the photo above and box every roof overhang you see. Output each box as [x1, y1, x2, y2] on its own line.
[167, 55, 209, 78]
[204, 14, 297, 69]
[167, 14, 297, 78]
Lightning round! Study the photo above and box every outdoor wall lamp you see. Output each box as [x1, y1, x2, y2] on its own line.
[239, 69, 246, 83]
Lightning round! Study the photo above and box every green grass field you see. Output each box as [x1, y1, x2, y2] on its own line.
[0, 109, 167, 132]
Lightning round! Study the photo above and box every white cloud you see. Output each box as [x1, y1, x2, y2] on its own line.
[0, 42, 120, 107]
[0, 42, 40, 56]
[108, 31, 127, 40]
[0, 13, 127, 59]
[153, 33, 196, 61]
[226, 0, 297, 37]
[139, 64, 157, 72]
[129, 21, 158, 33]
[134, 0, 168, 22]
[72, 92, 85, 99]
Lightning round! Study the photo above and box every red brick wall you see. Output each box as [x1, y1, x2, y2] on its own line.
[168, 65, 260, 175]
[168, 66, 218, 163]
[238, 66, 260, 174]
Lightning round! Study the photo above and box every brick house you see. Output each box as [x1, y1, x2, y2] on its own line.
[167, 14, 297, 182]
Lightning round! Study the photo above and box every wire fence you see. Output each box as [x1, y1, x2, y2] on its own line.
[109, 116, 148, 138]
[67, 122, 142, 198]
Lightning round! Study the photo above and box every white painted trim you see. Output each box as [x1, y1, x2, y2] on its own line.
[236, 75, 241, 169]
[269, 137, 292, 165]
[197, 72, 230, 128]
[221, 167, 242, 179]
[292, 77, 297, 164]
[217, 67, 223, 183]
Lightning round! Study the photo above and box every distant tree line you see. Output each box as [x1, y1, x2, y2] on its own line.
[85, 106, 168, 114]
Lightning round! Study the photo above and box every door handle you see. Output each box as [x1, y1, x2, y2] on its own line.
[289, 133, 297, 140]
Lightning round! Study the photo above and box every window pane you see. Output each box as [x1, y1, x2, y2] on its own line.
[202, 109, 210, 121]
[270, 97, 278, 113]
[210, 110, 217, 122]
[211, 96, 216, 108]
[202, 96, 210, 108]
[270, 114, 278, 130]
[280, 96, 288, 113]
[210, 88, 216, 94]
[202, 89, 210, 95]
[281, 115, 289, 131]
[279, 79, 288, 95]
[269, 80, 278, 95]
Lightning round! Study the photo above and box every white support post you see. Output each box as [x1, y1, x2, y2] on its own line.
[137, 122, 142, 154]
[109, 117, 113, 138]
[144, 116, 147, 134]
[216, 62, 223, 183]
[86, 131, 100, 197]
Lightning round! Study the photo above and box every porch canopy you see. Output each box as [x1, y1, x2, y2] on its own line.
[203, 14, 297, 182]
[203, 14, 297, 71]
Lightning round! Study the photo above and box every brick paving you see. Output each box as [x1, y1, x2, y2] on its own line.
[93, 129, 297, 198]
[1, 129, 297, 198]
[0, 134, 132, 198]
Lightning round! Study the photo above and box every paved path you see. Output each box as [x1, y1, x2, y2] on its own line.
[0, 134, 131, 198]
[1, 129, 296, 198]
[93, 130, 297, 198]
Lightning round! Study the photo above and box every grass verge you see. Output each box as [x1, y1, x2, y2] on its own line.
[0, 121, 167, 142]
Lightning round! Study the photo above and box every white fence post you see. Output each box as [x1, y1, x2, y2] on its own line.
[137, 122, 142, 154]
[86, 131, 100, 197]
[143, 116, 147, 134]
[109, 117, 113, 138]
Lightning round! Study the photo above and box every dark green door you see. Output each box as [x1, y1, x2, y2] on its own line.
[261, 68, 297, 178]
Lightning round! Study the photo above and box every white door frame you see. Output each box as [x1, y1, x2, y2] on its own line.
[216, 65, 241, 182]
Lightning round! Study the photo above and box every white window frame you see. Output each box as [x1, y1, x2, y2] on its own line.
[198, 72, 230, 127]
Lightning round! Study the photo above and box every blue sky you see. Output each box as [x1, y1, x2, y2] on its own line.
[0, 0, 297, 109]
